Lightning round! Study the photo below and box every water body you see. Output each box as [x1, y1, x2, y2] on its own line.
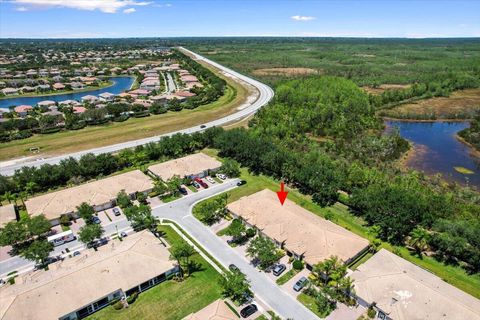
[386, 120, 480, 188]
[0, 76, 134, 111]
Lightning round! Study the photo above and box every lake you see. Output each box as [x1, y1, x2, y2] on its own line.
[0, 76, 134, 111]
[386, 120, 480, 188]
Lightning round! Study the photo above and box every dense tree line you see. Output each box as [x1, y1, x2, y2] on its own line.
[0, 131, 217, 195]
[372, 72, 480, 109]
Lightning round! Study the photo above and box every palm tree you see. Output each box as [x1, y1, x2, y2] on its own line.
[169, 247, 184, 279]
[25, 181, 38, 196]
[2, 191, 15, 204]
[407, 227, 430, 255]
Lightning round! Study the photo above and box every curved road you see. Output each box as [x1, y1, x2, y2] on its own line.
[0, 47, 274, 176]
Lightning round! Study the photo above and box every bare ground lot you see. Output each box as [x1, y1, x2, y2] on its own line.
[362, 84, 410, 95]
[252, 67, 320, 77]
[384, 88, 480, 119]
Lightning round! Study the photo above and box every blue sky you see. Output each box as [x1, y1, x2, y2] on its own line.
[0, 0, 479, 38]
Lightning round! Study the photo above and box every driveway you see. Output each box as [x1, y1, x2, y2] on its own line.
[151, 179, 319, 320]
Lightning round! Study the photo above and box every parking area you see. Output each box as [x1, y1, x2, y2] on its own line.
[281, 268, 311, 298]
[98, 207, 124, 224]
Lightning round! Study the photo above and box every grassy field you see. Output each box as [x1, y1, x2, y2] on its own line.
[0, 61, 251, 161]
[187, 38, 480, 87]
[197, 149, 480, 299]
[86, 225, 223, 320]
[380, 88, 480, 120]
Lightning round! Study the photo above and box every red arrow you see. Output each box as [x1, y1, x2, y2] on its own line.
[276, 181, 288, 205]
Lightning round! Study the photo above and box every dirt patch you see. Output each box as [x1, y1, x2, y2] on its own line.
[252, 67, 320, 77]
[386, 88, 480, 119]
[354, 53, 376, 58]
[363, 84, 410, 95]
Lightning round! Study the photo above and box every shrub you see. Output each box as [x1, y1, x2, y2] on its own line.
[246, 228, 256, 238]
[109, 298, 120, 306]
[127, 292, 139, 304]
[113, 301, 124, 310]
[59, 214, 70, 226]
[7, 276, 15, 285]
[292, 260, 304, 270]
[367, 307, 376, 319]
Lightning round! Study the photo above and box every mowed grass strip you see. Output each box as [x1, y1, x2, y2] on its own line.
[1, 62, 251, 161]
[86, 225, 223, 320]
[195, 151, 480, 299]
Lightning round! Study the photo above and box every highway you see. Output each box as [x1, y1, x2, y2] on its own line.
[0, 47, 274, 176]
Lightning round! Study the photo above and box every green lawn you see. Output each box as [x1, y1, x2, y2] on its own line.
[348, 252, 374, 271]
[276, 269, 298, 286]
[297, 293, 330, 318]
[86, 225, 223, 320]
[161, 194, 181, 203]
[192, 156, 480, 299]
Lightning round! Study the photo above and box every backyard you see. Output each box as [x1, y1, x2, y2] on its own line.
[86, 225, 223, 320]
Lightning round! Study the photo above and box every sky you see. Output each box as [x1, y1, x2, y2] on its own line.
[0, 0, 479, 38]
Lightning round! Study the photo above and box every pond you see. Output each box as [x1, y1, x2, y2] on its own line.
[386, 120, 480, 188]
[0, 76, 134, 111]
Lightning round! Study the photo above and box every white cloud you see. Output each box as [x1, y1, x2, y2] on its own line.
[291, 15, 315, 21]
[15, 6, 28, 11]
[12, 0, 152, 13]
[123, 8, 136, 14]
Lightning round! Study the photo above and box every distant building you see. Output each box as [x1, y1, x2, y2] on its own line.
[98, 92, 115, 102]
[53, 83, 66, 90]
[14, 105, 33, 117]
[148, 153, 221, 181]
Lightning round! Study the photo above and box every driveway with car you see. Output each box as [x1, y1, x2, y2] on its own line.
[150, 179, 319, 320]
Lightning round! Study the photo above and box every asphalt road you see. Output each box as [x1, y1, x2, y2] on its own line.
[0, 47, 274, 176]
[151, 181, 319, 320]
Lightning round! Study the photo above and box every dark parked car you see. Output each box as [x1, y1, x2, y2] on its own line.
[113, 208, 121, 216]
[228, 264, 240, 272]
[237, 180, 247, 186]
[272, 264, 286, 276]
[72, 251, 81, 257]
[178, 187, 188, 195]
[293, 276, 308, 292]
[200, 124, 206, 129]
[240, 304, 258, 318]
[91, 216, 101, 224]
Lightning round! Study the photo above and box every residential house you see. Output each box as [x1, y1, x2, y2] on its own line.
[14, 105, 33, 117]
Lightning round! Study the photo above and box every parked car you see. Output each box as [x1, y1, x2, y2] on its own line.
[229, 264, 240, 272]
[272, 264, 286, 276]
[200, 124, 206, 129]
[216, 173, 227, 180]
[72, 251, 81, 257]
[237, 180, 247, 186]
[113, 208, 121, 216]
[194, 177, 209, 189]
[120, 231, 128, 238]
[240, 304, 258, 318]
[206, 176, 215, 184]
[293, 276, 308, 292]
[91, 216, 101, 224]
[178, 187, 188, 195]
[192, 181, 201, 189]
